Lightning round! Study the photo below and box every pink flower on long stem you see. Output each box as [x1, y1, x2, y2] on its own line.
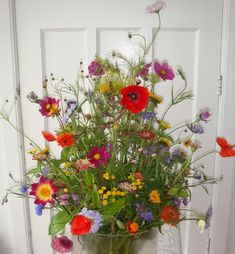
[88, 61, 105, 76]
[146, 1, 166, 14]
[74, 158, 91, 171]
[30, 176, 58, 207]
[51, 236, 73, 253]
[39, 97, 60, 117]
[87, 146, 111, 168]
[138, 63, 151, 78]
[154, 61, 175, 81]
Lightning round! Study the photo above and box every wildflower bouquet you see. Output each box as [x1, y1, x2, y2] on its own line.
[1, 1, 234, 253]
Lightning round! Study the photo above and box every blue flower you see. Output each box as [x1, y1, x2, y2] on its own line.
[140, 112, 155, 120]
[21, 185, 28, 194]
[42, 167, 49, 176]
[35, 204, 44, 216]
[188, 123, 204, 134]
[136, 203, 153, 221]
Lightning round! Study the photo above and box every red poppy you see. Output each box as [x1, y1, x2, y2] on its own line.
[216, 137, 235, 157]
[120, 85, 149, 114]
[126, 221, 139, 235]
[140, 130, 155, 140]
[42, 131, 57, 142]
[71, 215, 91, 235]
[57, 133, 74, 147]
[161, 206, 180, 226]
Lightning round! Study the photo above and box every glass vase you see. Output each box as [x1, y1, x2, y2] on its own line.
[78, 229, 158, 254]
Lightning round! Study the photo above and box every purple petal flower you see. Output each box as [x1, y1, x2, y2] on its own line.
[21, 185, 28, 194]
[88, 146, 111, 168]
[39, 97, 60, 117]
[190, 123, 204, 134]
[51, 236, 73, 253]
[140, 111, 155, 120]
[35, 204, 43, 216]
[182, 198, 188, 206]
[205, 206, 212, 229]
[173, 198, 181, 207]
[154, 61, 175, 81]
[42, 167, 49, 176]
[79, 208, 102, 233]
[136, 203, 153, 221]
[59, 194, 70, 206]
[199, 108, 211, 123]
[88, 61, 105, 76]
[138, 63, 151, 78]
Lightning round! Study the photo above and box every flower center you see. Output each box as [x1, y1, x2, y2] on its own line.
[37, 184, 52, 201]
[128, 92, 138, 101]
[46, 104, 51, 110]
[94, 153, 100, 160]
[160, 69, 167, 75]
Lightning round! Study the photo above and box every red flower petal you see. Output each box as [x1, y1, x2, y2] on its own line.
[161, 206, 179, 226]
[42, 131, 57, 142]
[71, 215, 91, 235]
[216, 137, 235, 157]
[57, 133, 74, 147]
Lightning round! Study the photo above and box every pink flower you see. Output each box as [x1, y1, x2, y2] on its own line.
[154, 61, 175, 81]
[138, 63, 151, 78]
[87, 146, 111, 168]
[39, 97, 60, 117]
[146, 1, 166, 14]
[59, 194, 70, 206]
[74, 158, 90, 171]
[88, 61, 105, 76]
[51, 236, 73, 253]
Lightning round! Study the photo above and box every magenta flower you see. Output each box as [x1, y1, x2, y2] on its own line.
[88, 61, 105, 76]
[87, 146, 111, 168]
[51, 236, 73, 253]
[154, 61, 175, 81]
[199, 108, 212, 123]
[39, 97, 60, 117]
[146, 1, 166, 14]
[138, 63, 151, 78]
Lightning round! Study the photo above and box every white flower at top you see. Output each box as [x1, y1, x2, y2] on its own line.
[146, 1, 166, 14]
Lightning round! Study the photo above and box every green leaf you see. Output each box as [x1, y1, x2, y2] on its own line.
[167, 187, 179, 196]
[84, 170, 94, 185]
[61, 147, 71, 161]
[102, 198, 126, 216]
[49, 210, 70, 236]
[116, 219, 125, 229]
[26, 167, 41, 175]
[91, 187, 99, 209]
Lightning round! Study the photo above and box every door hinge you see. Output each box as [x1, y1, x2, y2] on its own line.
[16, 87, 20, 96]
[217, 74, 223, 96]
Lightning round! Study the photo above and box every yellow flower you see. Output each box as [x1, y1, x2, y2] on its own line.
[197, 219, 206, 233]
[98, 83, 110, 94]
[159, 137, 173, 147]
[113, 122, 120, 129]
[183, 140, 193, 147]
[27, 147, 39, 154]
[149, 190, 161, 204]
[101, 186, 107, 190]
[63, 188, 69, 193]
[98, 189, 104, 194]
[103, 194, 108, 199]
[160, 120, 171, 130]
[102, 200, 108, 206]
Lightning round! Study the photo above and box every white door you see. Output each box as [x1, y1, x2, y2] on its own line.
[0, 0, 223, 254]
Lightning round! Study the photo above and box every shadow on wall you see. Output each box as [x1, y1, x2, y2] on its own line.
[0, 238, 12, 254]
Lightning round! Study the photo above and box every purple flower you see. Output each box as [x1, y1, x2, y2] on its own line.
[199, 108, 211, 123]
[87, 146, 111, 168]
[21, 185, 28, 193]
[182, 198, 188, 206]
[79, 208, 102, 233]
[35, 204, 43, 216]
[39, 97, 60, 117]
[205, 206, 212, 229]
[59, 194, 70, 206]
[138, 63, 151, 78]
[72, 194, 79, 204]
[136, 203, 153, 221]
[42, 167, 49, 176]
[190, 123, 204, 134]
[154, 61, 175, 81]
[140, 111, 155, 120]
[51, 236, 73, 253]
[172, 147, 188, 162]
[173, 198, 181, 207]
[146, 1, 166, 13]
[88, 61, 105, 76]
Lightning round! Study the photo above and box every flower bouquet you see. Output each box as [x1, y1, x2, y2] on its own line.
[1, 1, 234, 254]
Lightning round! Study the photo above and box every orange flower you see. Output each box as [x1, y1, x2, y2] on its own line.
[42, 131, 56, 142]
[126, 221, 139, 235]
[57, 133, 74, 147]
[216, 137, 235, 157]
[161, 206, 179, 226]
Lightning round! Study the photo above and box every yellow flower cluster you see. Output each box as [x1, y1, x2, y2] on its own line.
[128, 173, 144, 191]
[98, 186, 126, 206]
[149, 92, 164, 104]
[103, 172, 115, 181]
[149, 190, 161, 204]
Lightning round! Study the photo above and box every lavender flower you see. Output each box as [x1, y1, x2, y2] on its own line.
[35, 204, 43, 216]
[42, 167, 49, 176]
[59, 194, 70, 206]
[182, 198, 188, 206]
[21, 185, 28, 193]
[140, 111, 155, 120]
[79, 207, 102, 233]
[72, 194, 79, 204]
[173, 198, 181, 207]
[136, 203, 153, 221]
[199, 108, 211, 123]
[189, 123, 204, 134]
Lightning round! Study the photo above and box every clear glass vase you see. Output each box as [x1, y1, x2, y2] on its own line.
[78, 229, 158, 254]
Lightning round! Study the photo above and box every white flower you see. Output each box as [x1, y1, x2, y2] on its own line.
[146, 1, 166, 14]
[197, 219, 206, 233]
